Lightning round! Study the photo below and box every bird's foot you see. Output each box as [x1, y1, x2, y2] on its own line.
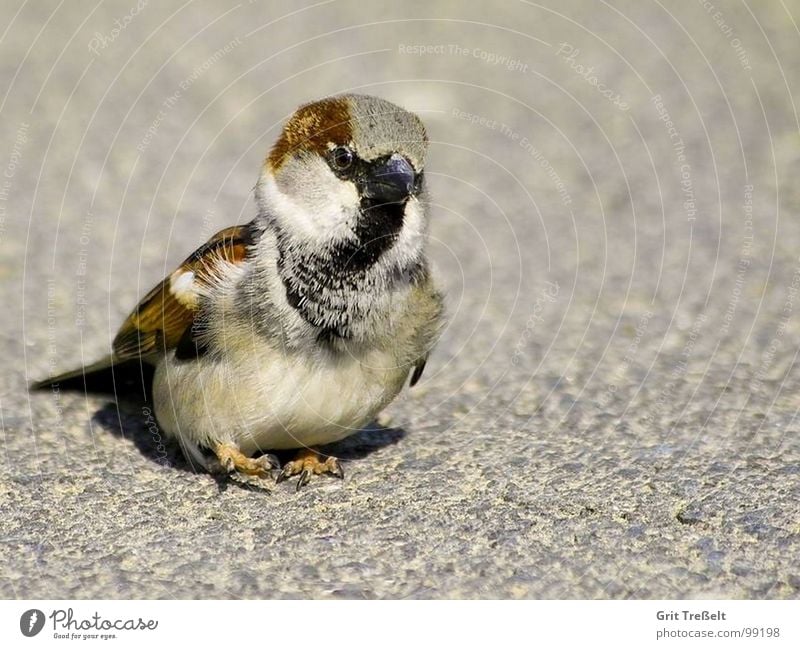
[212, 443, 279, 479]
[276, 448, 344, 491]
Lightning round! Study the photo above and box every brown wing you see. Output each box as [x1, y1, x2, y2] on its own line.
[112, 224, 254, 362]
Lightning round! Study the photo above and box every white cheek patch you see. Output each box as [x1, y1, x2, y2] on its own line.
[382, 197, 426, 270]
[255, 158, 429, 271]
[169, 269, 199, 307]
[257, 160, 359, 244]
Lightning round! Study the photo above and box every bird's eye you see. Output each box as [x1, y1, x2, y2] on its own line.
[331, 146, 354, 171]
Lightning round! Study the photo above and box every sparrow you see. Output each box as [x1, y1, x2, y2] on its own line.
[34, 94, 444, 489]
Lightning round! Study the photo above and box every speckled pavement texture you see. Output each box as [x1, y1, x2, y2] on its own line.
[2, 0, 799, 599]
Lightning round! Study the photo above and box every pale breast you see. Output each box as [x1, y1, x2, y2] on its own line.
[153, 342, 409, 455]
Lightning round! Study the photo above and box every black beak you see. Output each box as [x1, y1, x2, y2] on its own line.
[362, 155, 416, 204]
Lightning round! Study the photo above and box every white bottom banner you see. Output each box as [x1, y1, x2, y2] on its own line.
[1, 600, 796, 647]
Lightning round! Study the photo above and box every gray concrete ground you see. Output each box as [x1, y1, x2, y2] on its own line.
[2, 0, 799, 598]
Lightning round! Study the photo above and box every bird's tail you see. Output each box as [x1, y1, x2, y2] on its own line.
[30, 355, 155, 400]
[30, 356, 116, 390]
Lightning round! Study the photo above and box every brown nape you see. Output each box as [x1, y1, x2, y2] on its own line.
[267, 96, 352, 171]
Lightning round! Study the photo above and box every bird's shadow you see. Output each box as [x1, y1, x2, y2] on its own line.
[318, 421, 407, 461]
[91, 398, 406, 491]
[91, 399, 188, 473]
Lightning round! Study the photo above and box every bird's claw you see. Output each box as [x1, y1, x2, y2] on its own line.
[212, 443, 278, 479]
[276, 449, 344, 491]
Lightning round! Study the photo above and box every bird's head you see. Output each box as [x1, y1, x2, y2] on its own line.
[256, 94, 429, 271]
